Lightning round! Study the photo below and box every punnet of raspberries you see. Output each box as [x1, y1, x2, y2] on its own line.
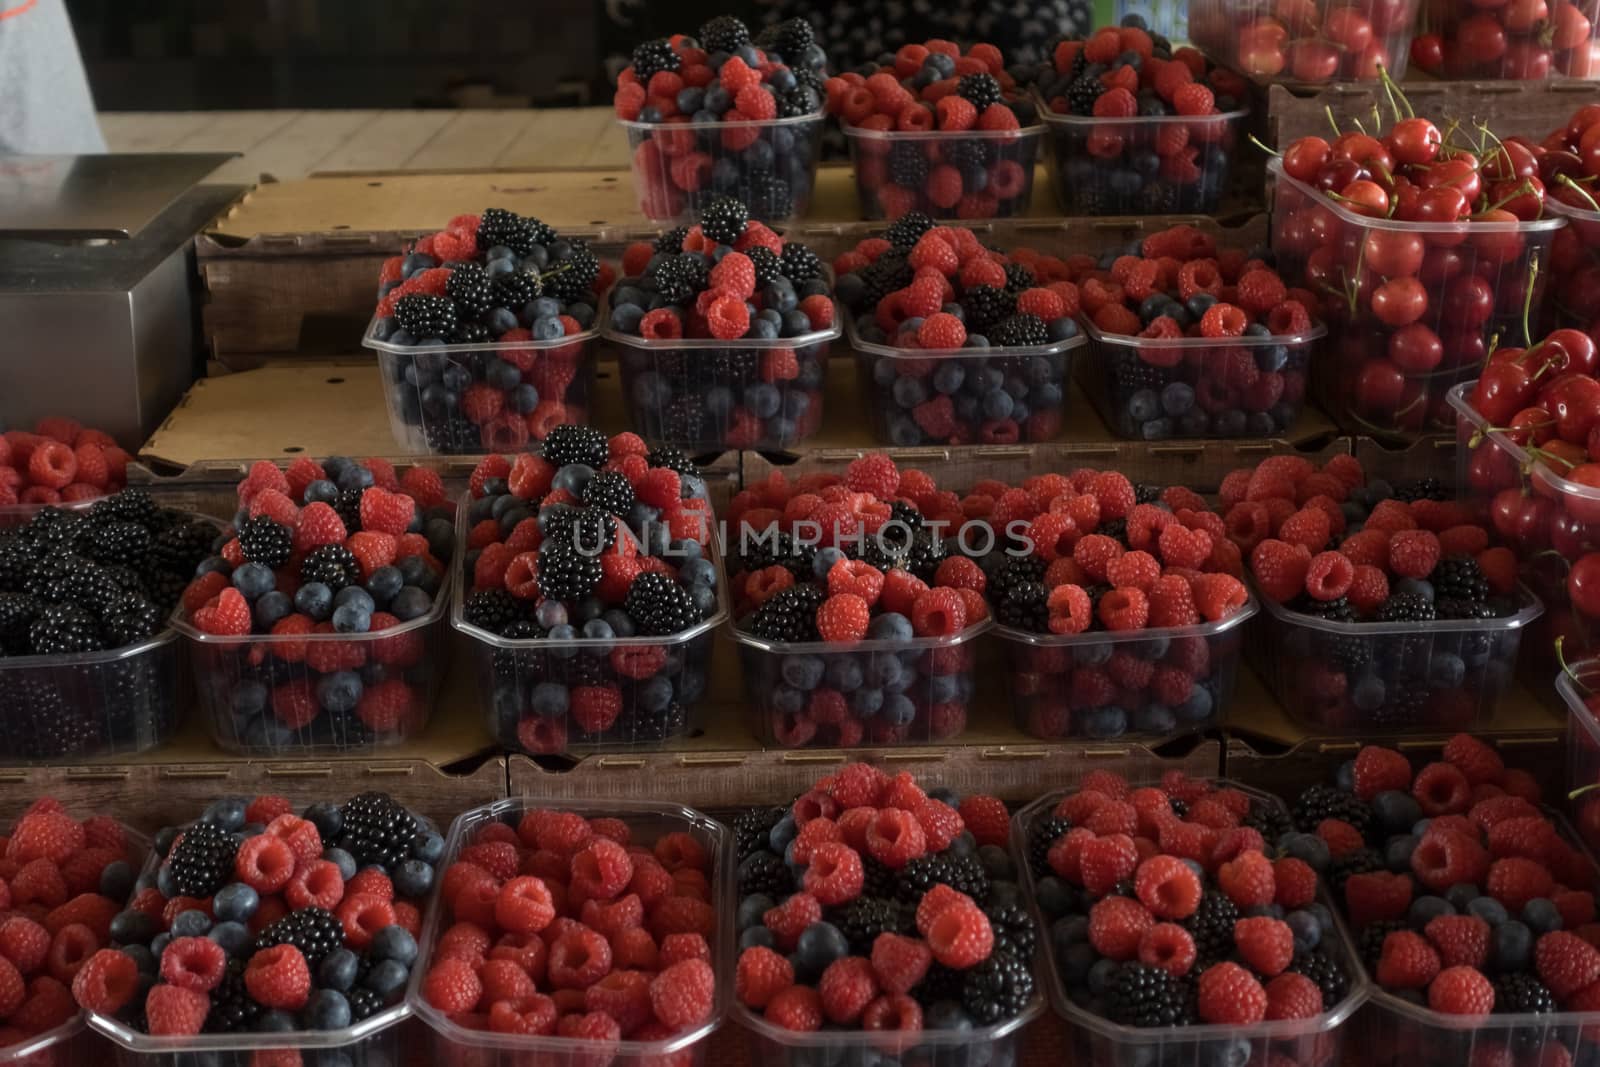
[834, 218, 1082, 446]
[1067, 224, 1321, 441]
[728, 453, 990, 747]
[175, 457, 456, 752]
[416, 803, 724, 1050]
[823, 40, 1041, 221]
[1025, 770, 1355, 1031]
[458, 429, 719, 754]
[1230, 453, 1526, 732]
[614, 16, 826, 222]
[369, 209, 608, 453]
[1033, 27, 1247, 216]
[73, 792, 440, 1039]
[0, 418, 132, 508]
[1290, 737, 1600, 1025]
[0, 801, 143, 1053]
[732, 765, 1038, 1038]
[978, 468, 1252, 741]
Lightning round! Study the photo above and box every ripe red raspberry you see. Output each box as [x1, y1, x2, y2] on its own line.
[1107, 550, 1161, 591]
[1172, 82, 1215, 115]
[736, 945, 794, 1008]
[1193, 573, 1248, 622]
[144, 983, 210, 1036]
[1444, 733, 1505, 785]
[495, 876, 556, 934]
[1429, 965, 1495, 1015]
[816, 593, 871, 642]
[916, 312, 967, 350]
[1344, 871, 1413, 929]
[706, 291, 750, 339]
[1425, 914, 1491, 969]
[1277, 508, 1331, 553]
[765, 985, 824, 1031]
[803, 842, 865, 906]
[1250, 540, 1312, 602]
[924, 900, 993, 969]
[1316, 818, 1365, 859]
[649, 957, 715, 1028]
[1487, 856, 1555, 911]
[1265, 972, 1323, 1020]
[1353, 745, 1412, 801]
[1377, 930, 1441, 989]
[1133, 922, 1196, 978]
[956, 795, 1009, 847]
[233, 833, 297, 894]
[764, 893, 823, 951]
[843, 453, 901, 499]
[1046, 584, 1092, 635]
[1302, 550, 1354, 601]
[194, 587, 252, 636]
[1134, 855, 1202, 920]
[1217, 851, 1275, 910]
[866, 809, 926, 869]
[1235, 269, 1288, 315]
[1233, 916, 1293, 977]
[1412, 762, 1472, 816]
[1197, 961, 1266, 1024]
[1098, 587, 1149, 631]
[422, 957, 483, 1013]
[817, 956, 878, 1025]
[357, 486, 415, 537]
[244, 943, 311, 1011]
[1538, 930, 1600, 998]
[1080, 834, 1139, 896]
[71, 949, 140, 1015]
[1410, 828, 1489, 893]
[1088, 896, 1154, 961]
[911, 587, 967, 636]
[159, 936, 227, 993]
[871, 932, 932, 995]
[709, 252, 757, 298]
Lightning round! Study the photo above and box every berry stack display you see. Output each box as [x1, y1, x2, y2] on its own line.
[1545, 105, 1600, 342]
[833, 221, 1082, 445]
[415, 802, 722, 1059]
[727, 453, 989, 747]
[1021, 772, 1356, 1061]
[1270, 106, 1558, 440]
[1188, 0, 1423, 82]
[1411, 0, 1599, 78]
[610, 199, 836, 452]
[0, 489, 216, 760]
[1230, 453, 1528, 733]
[0, 419, 131, 508]
[823, 41, 1041, 220]
[1034, 30, 1246, 216]
[174, 457, 456, 754]
[614, 16, 826, 222]
[978, 467, 1252, 740]
[457, 430, 720, 754]
[367, 209, 608, 454]
[1066, 224, 1320, 440]
[733, 766, 1038, 1051]
[74, 793, 440, 1053]
[0, 801, 143, 1056]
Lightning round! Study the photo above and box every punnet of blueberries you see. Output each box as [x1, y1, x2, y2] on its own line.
[75, 793, 442, 1043]
[458, 428, 721, 753]
[366, 208, 607, 453]
[615, 15, 826, 222]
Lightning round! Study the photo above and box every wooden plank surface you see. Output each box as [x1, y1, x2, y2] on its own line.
[209, 110, 382, 184]
[310, 109, 459, 173]
[407, 110, 540, 170]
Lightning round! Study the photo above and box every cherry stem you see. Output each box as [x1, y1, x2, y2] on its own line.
[1557, 635, 1596, 698]
[1248, 134, 1281, 159]
[1477, 180, 1538, 218]
[1522, 252, 1541, 349]
[1323, 105, 1342, 138]
[1376, 63, 1415, 121]
[1558, 173, 1600, 213]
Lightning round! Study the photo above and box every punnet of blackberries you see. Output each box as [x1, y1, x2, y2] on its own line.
[733, 765, 1040, 1034]
[72, 792, 442, 1038]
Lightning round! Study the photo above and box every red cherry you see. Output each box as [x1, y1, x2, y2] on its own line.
[1363, 230, 1425, 276]
[1442, 274, 1496, 328]
[1323, 8, 1374, 51]
[1389, 118, 1444, 166]
[1569, 553, 1600, 618]
[1411, 33, 1446, 74]
[1339, 180, 1390, 217]
[1565, 465, 1600, 524]
[1289, 40, 1343, 81]
[1388, 323, 1444, 373]
[1484, 137, 1540, 182]
[1469, 440, 1521, 493]
[1502, 42, 1554, 79]
[1332, 133, 1394, 175]
[1469, 209, 1528, 267]
[1550, 328, 1600, 377]
[1554, 0, 1595, 50]
[1239, 31, 1288, 77]
[1283, 137, 1331, 183]
[1457, 14, 1510, 64]
[1509, 405, 1557, 446]
[1549, 375, 1600, 444]
[1354, 359, 1406, 411]
[1503, 0, 1551, 31]
[1372, 276, 1430, 327]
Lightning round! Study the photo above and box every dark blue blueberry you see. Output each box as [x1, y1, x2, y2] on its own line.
[1409, 895, 1454, 929]
[324, 847, 359, 882]
[1468, 896, 1509, 926]
[331, 602, 371, 634]
[172, 909, 212, 937]
[1523, 898, 1564, 934]
[1372, 791, 1422, 834]
[1492, 919, 1533, 972]
[213, 882, 260, 923]
[295, 582, 334, 622]
[208, 920, 251, 957]
[306, 989, 352, 1031]
[412, 831, 445, 865]
[394, 858, 434, 899]
[793, 922, 850, 983]
[365, 566, 404, 607]
[316, 671, 363, 714]
[319, 948, 361, 992]
[231, 562, 276, 600]
[1385, 834, 1418, 872]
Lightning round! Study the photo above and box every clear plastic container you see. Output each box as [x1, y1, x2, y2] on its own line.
[1039, 108, 1247, 216]
[1248, 583, 1544, 734]
[840, 125, 1044, 221]
[620, 113, 825, 225]
[1560, 662, 1600, 850]
[1548, 195, 1600, 335]
[1419, 0, 1600, 78]
[998, 594, 1258, 741]
[0, 1018, 98, 1066]
[1188, 0, 1423, 83]
[1015, 783, 1369, 1067]
[1269, 158, 1564, 442]
[409, 797, 731, 1067]
[604, 317, 841, 453]
[363, 319, 597, 455]
[1079, 319, 1325, 440]
[731, 620, 991, 747]
[846, 314, 1085, 446]
[451, 503, 728, 755]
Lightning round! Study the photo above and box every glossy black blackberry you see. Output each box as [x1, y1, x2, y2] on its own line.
[301, 544, 361, 590]
[535, 541, 601, 603]
[1028, 817, 1071, 879]
[1327, 847, 1384, 894]
[83, 521, 149, 567]
[699, 197, 749, 246]
[738, 849, 794, 899]
[337, 792, 419, 870]
[855, 252, 914, 310]
[996, 581, 1048, 633]
[888, 140, 930, 187]
[984, 902, 1038, 960]
[915, 962, 965, 1007]
[1290, 594, 1355, 623]
[988, 553, 1048, 591]
[454, 320, 490, 344]
[1376, 591, 1436, 623]
[756, 16, 814, 62]
[464, 588, 522, 635]
[861, 855, 897, 900]
[749, 175, 794, 221]
[904, 532, 950, 584]
[1359, 920, 1407, 969]
[957, 72, 1004, 110]
[0, 539, 34, 591]
[1432, 555, 1489, 604]
[582, 470, 635, 515]
[651, 254, 708, 305]
[1183, 891, 1238, 965]
[884, 211, 936, 251]
[745, 584, 824, 643]
[734, 806, 788, 859]
[1065, 75, 1106, 115]
[394, 295, 457, 340]
[1110, 352, 1171, 394]
[97, 488, 162, 527]
[519, 215, 557, 247]
[1372, 684, 1428, 729]
[1290, 950, 1349, 1007]
[962, 285, 1015, 334]
[631, 38, 681, 83]
[1105, 964, 1192, 1027]
[738, 531, 816, 581]
[834, 896, 906, 954]
[254, 906, 345, 965]
[897, 853, 989, 906]
[625, 573, 700, 637]
[711, 349, 759, 386]
[1494, 972, 1555, 1016]
[699, 14, 751, 53]
[547, 242, 600, 302]
[424, 413, 482, 453]
[1392, 478, 1446, 503]
[962, 950, 1035, 1024]
[2, 684, 102, 760]
[443, 262, 495, 317]
[1003, 263, 1036, 295]
[779, 87, 821, 118]
[990, 313, 1049, 348]
[492, 270, 543, 311]
[29, 602, 104, 655]
[1293, 785, 1372, 836]
[0, 592, 40, 651]
[541, 424, 610, 470]
[780, 242, 823, 283]
[654, 227, 690, 256]
[476, 208, 525, 251]
[167, 820, 239, 897]
[1242, 801, 1293, 844]
[942, 138, 995, 173]
[205, 962, 260, 1033]
[886, 501, 924, 540]
[101, 596, 164, 648]
[646, 447, 697, 477]
[746, 245, 784, 287]
[617, 700, 687, 744]
[237, 516, 293, 568]
[348, 986, 386, 1022]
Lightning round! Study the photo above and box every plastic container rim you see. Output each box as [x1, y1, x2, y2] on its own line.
[1037, 101, 1249, 128]
[600, 296, 842, 352]
[408, 796, 734, 1057]
[1013, 780, 1371, 1043]
[845, 310, 1089, 361]
[840, 122, 1045, 142]
[361, 313, 600, 358]
[1270, 158, 1565, 234]
[617, 110, 826, 133]
[729, 616, 993, 654]
[1255, 579, 1545, 635]
[1559, 664, 1600, 748]
[1548, 194, 1600, 226]
[87, 986, 409, 1055]
[994, 591, 1258, 648]
[172, 566, 452, 647]
[0, 1017, 86, 1064]
[1448, 379, 1600, 506]
[1082, 317, 1326, 351]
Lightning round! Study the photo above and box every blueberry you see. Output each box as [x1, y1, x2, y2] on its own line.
[1444, 883, 1480, 913]
[1034, 876, 1074, 918]
[1351, 673, 1386, 712]
[1427, 652, 1465, 689]
[1087, 957, 1120, 996]
[1287, 909, 1322, 952]
[1492, 919, 1533, 972]
[306, 989, 352, 1030]
[1384, 835, 1418, 872]
[150, 932, 172, 960]
[1409, 895, 1454, 929]
[412, 831, 445, 865]
[738, 893, 774, 931]
[1281, 832, 1331, 872]
[331, 602, 372, 634]
[369, 924, 417, 965]
[295, 582, 334, 622]
[324, 847, 359, 882]
[122, 944, 157, 975]
[316, 671, 363, 714]
[1372, 791, 1423, 834]
[209, 920, 251, 956]
[319, 948, 361, 992]
[1523, 898, 1564, 934]
[1395, 578, 1434, 602]
[793, 922, 850, 982]
[1127, 389, 1160, 422]
[867, 613, 913, 640]
[394, 858, 434, 899]
[231, 561, 276, 600]
[99, 859, 135, 902]
[253, 590, 293, 629]
[364, 958, 410, 1000]
[1468, 896, 1509, 926]
[156, 864, 179, 899]
[171, 909, 212, 937]
[740, 925, 775, 950]
[365, 566, 404, 608]
[304, 802, 343, 838]
[257, 1010, 298, 1033]
[213, 882, 260, 922]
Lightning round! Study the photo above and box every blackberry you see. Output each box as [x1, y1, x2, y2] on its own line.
[862, 855, 897, 900]
[331, 485, 363, 532]
[738, 531, 816, 581]
[102, 596, 164, 648]
[778, 87, 820, 118]
[1242, 801, 1293, 844]
[97, 489, 161, 527]
[780, 242, 823, 283]
[1028, 817, 1071, 879]
[748, 175, 793, 221]
[962, 285, 1015, 334]
[3, 685, 101, 760]
[29, 602, 104, 655]
[1290, 950, 1349, 1007]
[453, 321, 490, 344]
[1392, 478, 1446, 503]
[520, 216, 558, 247]
[857, 252, 914, 310]
[463, 589, 522, 634]
[542, 425, 610, 470]
[990, 314, 1049, 347]
[394, 295, 456, 340]
[699, 197, 749, 246]
[83, 521, 149, 567]
[1004, 263, 1036, 294]
[440, 263, 493, 318]
[1432, 555, 1489, 606]
[884, 212, 935, 251]
[988, 553, 1047, 591]
[996, 581, 1048, 633]
[492, 270, 543, 311]
[1142, 181, 1180, 214]
[1066, 75, 1106, 115]
[734, 806, 788, 859]
[536, 541, 602, 602]
[1438, 599, 1504, 622]
[1327, 848, 1384, 894]
[756, 16, 813, 62]
[699, 14, 751, 54]
[888, 140, 930, 187]
[885, 502, 924, 542]
[205, 962, 260, 1033]
[624, 572, 700, 636]
[254, 906, 345, 966]
[476, 208, 526, 252]
[711, 349, 759, 388]
[738, 850, 794, 899]
[1359, 920, 1407, 970]
[915, 962, 966, 1007]
[1292, 785, 1372, 836]
[1290, 594, 1355, 623]
[348, 986, 386, 1022]
[957, 72, 1004, 110]
[0, 539, 35, 591]
[617, 700, 687, 744]
[547, 242, 600, 302]
[424, 413, 481, 453]
[237, 516, 293, 568]
[654, 227, 690, 256]
[651, 254, 708, 305]
[142, 571, 187, 618]
[834, 896, 906, 954]
[0, 592, 40, 651]
[904, 533, 950, 585]
[747, 246, 784, 287]
[166, 820, 238, 898]
[300, 544, 361, 590]
[631, 38, 681, 83]
[582, 470, 635, 515]
[984, 902, 1038, 960]
[1105, 964, 1192, 1027]
[942, 137, 995, 172]
[1376, 592, 1436, 623]
[745, 584, 824, 643]
[962, 950, 1035, 1024]
[1373, 684, 1428, 729]
[897, 853, 989, 906]
[1494, 972, 1555, 1017]
[646, 447, 697, 477]
[337, 792, 419, 869]
[1183, 891, 1238, 965]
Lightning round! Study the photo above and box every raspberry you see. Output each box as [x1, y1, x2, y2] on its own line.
[1537, 930, 1600, 998]
[1138, 922, 1197, 977]
[1424, 914, 1491, 969]
[1133, 855, 1201, 920]
[1375, 929, 1441, 990]
[817, 956, 878, 1025]
[1098, 587, 1149, 631]
[956, 796, 1010, 848]
[1413, 762, 1472, 816]
[1316, 818, 1365, 858]
[706, 291, 750, 339]
[71, 949, 140, 1015]
[1486, 856, 1555, 911]
[1251, 540, 1312, 602]
[1107, 550, 1161, 591]
[1303, 550, 1354, 601]
[572, 837, 634, 901]
[1088, 896, 1154, 961]
[764, 893, 823, 951]
[921, 898, 990, 969]
[1410, 827, 1489, 893]
[911, 587, 967, 637]
[423, 957, 483, 1013]
[816, 594, 871, 643]
[1081, 834, 1140, 896]
[1234, 917, 1293, 977]
[195, 587, 252, 636]
[1172, 82, 1215, 116]
[1197, 962, 1267, 1024]
[1199, 302, 1248, 338]
[650, 957, 715, 1028]
[844, 454, 901, 499]
[871, 932, 932, 995]
[765, 985, 824, 1031]
[1444, 734, 1505, 786]
[709, 252, 756, 297]
[1277, 509, 1331, 553]
[159, 936, 227, 993]
[1353, 746, 1413, 801]
[916, 312, 967, 350]
[803, 842, 865, 906]
[1265, 972, 1323, 1020]
[358, 487, 414, 537]
[1046, 584, 1092, 635]
[736, 946, 795, 1008]
[865, 809, 926, 869]
[1193, 574, 1247, 622]
[234, 833, 297, 894]
[496, 876, 557, 934]
[1428, 965, 1493, 1016]
[547, 926, 614, 990]
[245, 944, 311, 1011]
[144, 983, 210, 1036]
[1389, 529, 1441, 579]
[1217, 850, 1275, 910]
